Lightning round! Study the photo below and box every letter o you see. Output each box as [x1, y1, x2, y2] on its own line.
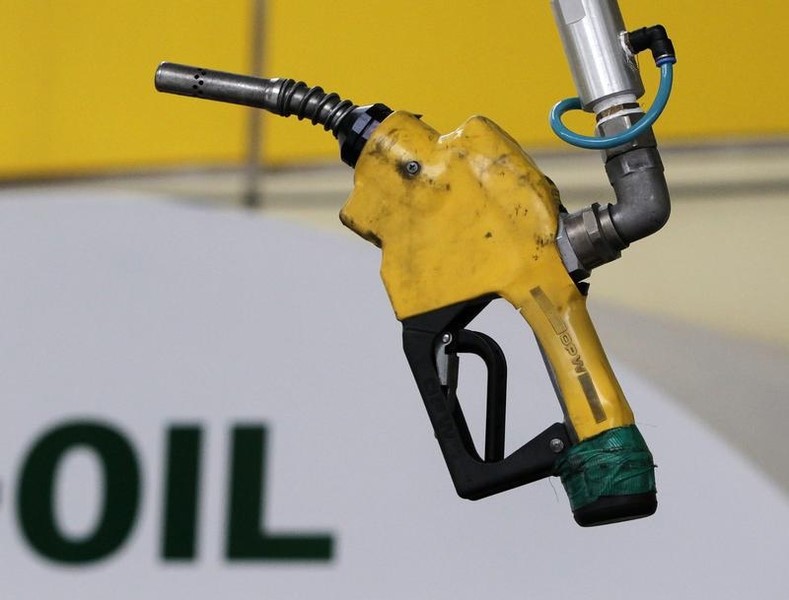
[17, 421, 140, 564]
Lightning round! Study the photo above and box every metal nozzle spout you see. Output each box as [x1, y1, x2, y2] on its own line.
[154, 62, 360, 134]
[154, 62, 392, 167]
[155, 62, 286, 112]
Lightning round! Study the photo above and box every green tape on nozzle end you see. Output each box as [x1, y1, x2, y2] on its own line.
[555, 425, 657, 526]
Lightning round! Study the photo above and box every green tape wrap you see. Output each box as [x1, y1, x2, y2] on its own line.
[555, 425, 656, 511]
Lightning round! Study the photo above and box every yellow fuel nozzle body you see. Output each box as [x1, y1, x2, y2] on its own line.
[341, 112, 657, 525]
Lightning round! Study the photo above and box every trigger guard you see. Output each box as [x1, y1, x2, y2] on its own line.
[402, 295, 572, 500]
[454, 329, 507, 462]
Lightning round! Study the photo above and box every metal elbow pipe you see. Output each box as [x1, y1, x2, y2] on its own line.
[606, 144, 670, 243]
[557, 127, 671, 280]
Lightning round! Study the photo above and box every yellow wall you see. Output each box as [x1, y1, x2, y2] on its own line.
[1, 1, 252, 177]
[2, 1, 787, 177]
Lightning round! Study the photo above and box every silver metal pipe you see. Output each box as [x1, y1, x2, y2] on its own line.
[155, 63, 286, 112]
[550, 0, 644, 112]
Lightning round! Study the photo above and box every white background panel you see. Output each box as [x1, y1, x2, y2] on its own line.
[1, 192, 786, 599]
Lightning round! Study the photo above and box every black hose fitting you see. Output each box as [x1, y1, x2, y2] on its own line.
[627, 25, 676, 65]
[337, 103, 393, 167]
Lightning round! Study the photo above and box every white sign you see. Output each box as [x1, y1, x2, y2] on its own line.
[1, 191, 786, 598]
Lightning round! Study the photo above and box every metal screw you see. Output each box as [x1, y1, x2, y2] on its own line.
[405, 160, 421, 175]
[441, 332, 452, 344]
[549, 438, 565, 453]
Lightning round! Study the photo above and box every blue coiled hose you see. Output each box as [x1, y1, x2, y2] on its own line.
[549, 58, 675, 150]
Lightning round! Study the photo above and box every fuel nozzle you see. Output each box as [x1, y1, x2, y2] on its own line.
[154, 62, 392, 167]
